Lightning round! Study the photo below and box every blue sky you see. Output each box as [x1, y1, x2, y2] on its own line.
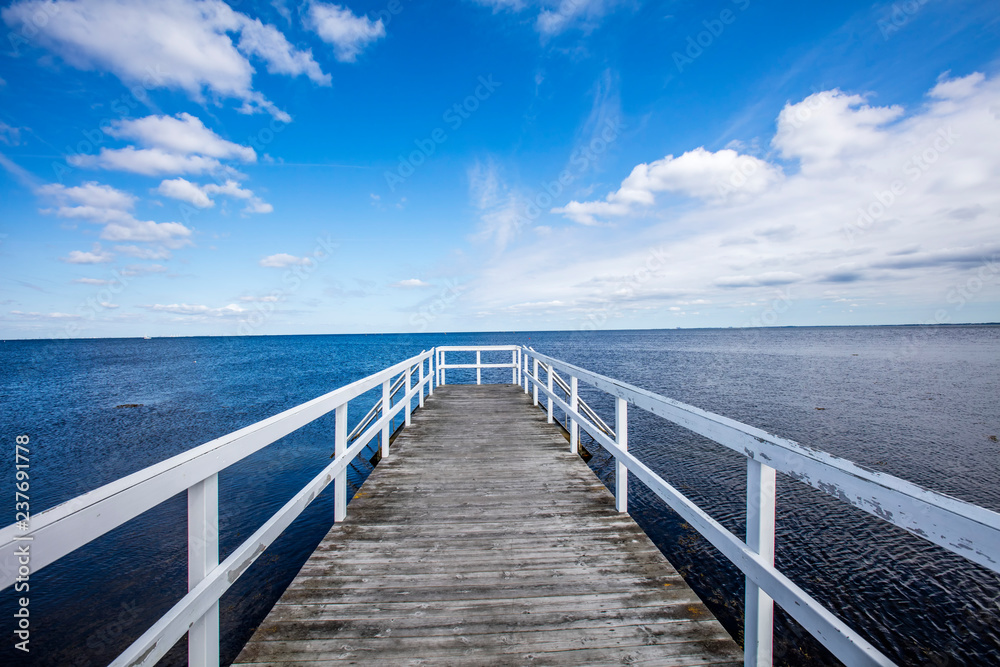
[0, 0, 998, 338]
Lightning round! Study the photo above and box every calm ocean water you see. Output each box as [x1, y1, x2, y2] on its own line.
[2, 326, 999, 666]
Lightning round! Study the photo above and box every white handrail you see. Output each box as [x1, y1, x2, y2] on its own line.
[0, 348, 436, 667]
[533, 354, 614, 438]
[436, 345, 521, 386]
[522, 347, 1000, 666]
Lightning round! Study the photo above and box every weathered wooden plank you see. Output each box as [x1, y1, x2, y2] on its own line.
[234, 384, 741, 665]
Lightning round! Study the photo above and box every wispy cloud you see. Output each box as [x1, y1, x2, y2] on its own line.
[468, 160, 528, 250]
[472, 0, 624, 35]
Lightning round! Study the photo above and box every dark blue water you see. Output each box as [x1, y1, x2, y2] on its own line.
[1, 326, 998, 666]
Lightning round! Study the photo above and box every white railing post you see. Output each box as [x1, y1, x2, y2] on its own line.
[476, 350, 482, 385]
[428, 352, 434, 396]
[188, 473, 219, 667]
[745, 458, 776, 666]
[440, 350, 446, 386]
[381, 378, 390, 459]
[334, 402, 347, 522]
[546, 364, 554, 424]
[569, 375, 579, 454]
[511, 349, 517, 385]
[615, 397, 628, 513]
[405, 365, 412, 426]
[523, 350, 528, 393]
[418, 357, 425, 408]
[533, 358, 539, 405]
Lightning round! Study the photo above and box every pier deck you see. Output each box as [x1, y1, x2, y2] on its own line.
[234, 384, 742, 666]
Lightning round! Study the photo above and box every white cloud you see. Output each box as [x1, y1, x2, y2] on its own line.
[156, 177, 272, 213]
[929, 71, 985, 100]
[108, 114, 256, 162]
[242, 198, 274, 214]
[204, 180, 255, 198]
[237, 15, 330, 83]
[73, 277, 114, 285]
[115, 245, 172, 260]
[38, 180, 193, 247]
[101, 220, 192, 246]
[306, 1, 386, 62]
[459, 72, 1000, 328]
[61, 243, 114, 264]
[70, 147, 226, 176]
[157, 178, 214, 208]
[260, 253, 313, 268]
[554, 147, 783, 224]
[37, 182, 136, 210]
[390, 278, 431, 288]
[772, 90, 903, 174]
[1, 0, 328, 120]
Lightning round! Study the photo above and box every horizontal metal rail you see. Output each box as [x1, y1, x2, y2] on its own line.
[549, 366, 615, 439]
[523, 347, 1000, 666]
[437, 344, 521, 386]
[526, 348, 614, 438]
[0, 349, 436, 667]
[347, 372, 407, 444]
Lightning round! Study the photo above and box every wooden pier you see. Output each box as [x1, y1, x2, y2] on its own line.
[234, 384, 742, 666]
[13, 345, 994, 666]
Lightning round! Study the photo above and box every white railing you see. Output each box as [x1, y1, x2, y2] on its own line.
[0, 349, 436, 667]
[521, 347, 1000, 667]
[526, 346, 615, 439]
[436, 345, 521, 386]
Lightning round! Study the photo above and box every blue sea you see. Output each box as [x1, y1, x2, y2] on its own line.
[2, 326, 999, 666]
